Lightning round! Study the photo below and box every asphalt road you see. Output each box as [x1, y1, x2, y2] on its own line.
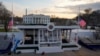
[1, 47, 100, 56]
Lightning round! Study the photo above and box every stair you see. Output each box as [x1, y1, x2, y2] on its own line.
[16, 45, 38, 53]
[62, 43, 81, 51]
[37, 46, 63, 53]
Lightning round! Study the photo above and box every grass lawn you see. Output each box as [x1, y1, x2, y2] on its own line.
[0, 28, 6, 32]
[0, 28, 19, 32]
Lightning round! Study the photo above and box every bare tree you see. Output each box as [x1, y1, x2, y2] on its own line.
[0, 2, 12, 32]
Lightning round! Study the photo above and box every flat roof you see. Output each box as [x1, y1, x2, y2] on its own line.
[16, 25, 80, 29]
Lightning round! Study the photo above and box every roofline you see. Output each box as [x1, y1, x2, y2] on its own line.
[16, 25, 80, 29]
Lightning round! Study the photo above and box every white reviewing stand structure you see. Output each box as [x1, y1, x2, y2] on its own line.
[14, 14, 81, 54]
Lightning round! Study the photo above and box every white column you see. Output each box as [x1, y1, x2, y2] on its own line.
[69, 30, 71, 42]
[37, 18, 38, 24]
[33, 18, 34, 24]
[38, 18, 40, 24]
[57, 30, 58, 42]
[40, 29, 43, 42]
[32, 18, 33, 24]
[60, 30, 62, 45]
[45, 18, 47, 24]
[52, 31, 54, 42]
[44, 18, 45, 24]
[60, 30, 62, 40]
[47, 30, 48, 42]
[27, 18, 29, 24]
[34, 17, 36, 24]
[23, 30, 25, 45]
[42, 29, 44, 41]
[26, 18, 27, 24]
[66, 30, 68, 40]
[33, 30, 35, 44]
[38, 29, 40, 46]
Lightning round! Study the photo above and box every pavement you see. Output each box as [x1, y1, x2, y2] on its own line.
[0, 47, 100, 56]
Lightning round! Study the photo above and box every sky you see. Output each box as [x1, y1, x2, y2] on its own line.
[0, 0, 100, 19]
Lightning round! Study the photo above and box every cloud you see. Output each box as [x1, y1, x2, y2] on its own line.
[2, 1, 28, 17]
[34, 7, 77, 14]
[33, 7, 77, 18]
[56, 2, 100, 13]
[74, 2, 100, 11]
[70, 0, 81, 1]
[2, 0, 100, 18]
[54, 0, 87, 7]
[55, 0, 100, 7]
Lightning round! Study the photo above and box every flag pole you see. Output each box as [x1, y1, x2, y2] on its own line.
[75, 7, 80, 42]
[12, 0, 13, 29]
[78, 7, 80, 25]
[11, 0, 14, 53]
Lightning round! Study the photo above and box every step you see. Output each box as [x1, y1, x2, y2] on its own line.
[62, 44, 81, 51]
[16, 45, 39, 53]
[16, 49, 35, 53]
[37, 46, 63, 53]
[16, 46, 38, 50]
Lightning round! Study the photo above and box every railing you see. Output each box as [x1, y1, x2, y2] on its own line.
[40, 41, 61, 44]
[18, 44, 38, 47]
